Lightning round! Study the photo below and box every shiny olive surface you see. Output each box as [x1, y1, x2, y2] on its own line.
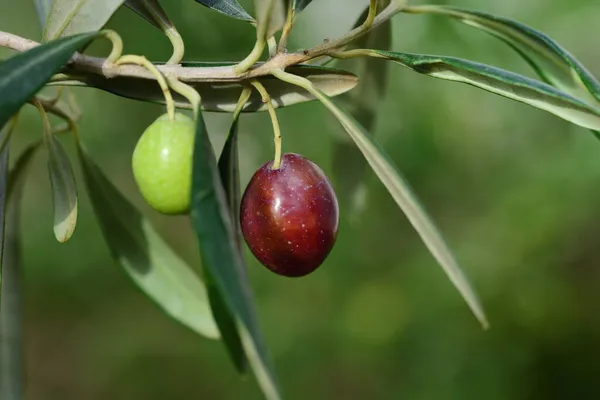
[132, 112, 195, 215]
[240, 153, 339, 277]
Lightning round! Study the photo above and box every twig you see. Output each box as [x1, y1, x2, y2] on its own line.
[0, 0, 405, 83]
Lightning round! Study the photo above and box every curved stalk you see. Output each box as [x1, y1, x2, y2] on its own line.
[267, 37, 277, 58]
[27, 97, 80, 143]
[165, 27, 185, 65]
[233, 38, 266, 75]
[250, 80, 283, 170]
[98, 29, 123, 63]
[277, 5, 295, 53]
[115, 55, 175, 121]
[166, 77, 201, 116]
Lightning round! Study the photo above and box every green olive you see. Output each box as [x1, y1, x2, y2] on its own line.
[132, 112, 195, 215]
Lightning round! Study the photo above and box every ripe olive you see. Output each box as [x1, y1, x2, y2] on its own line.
[132, 112, 195, 215]
[240, 153, 339, 277]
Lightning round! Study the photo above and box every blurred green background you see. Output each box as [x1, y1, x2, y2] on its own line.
[2, 0, 600, 399]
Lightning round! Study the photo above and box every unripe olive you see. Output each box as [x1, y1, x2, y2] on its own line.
[132, 112, 195, 215]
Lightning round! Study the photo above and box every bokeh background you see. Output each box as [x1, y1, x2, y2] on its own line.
[2, 0, 600, 399]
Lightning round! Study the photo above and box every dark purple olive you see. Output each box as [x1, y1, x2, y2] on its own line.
[240, 153, 339, 277]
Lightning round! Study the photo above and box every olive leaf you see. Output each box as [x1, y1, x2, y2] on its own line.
[402, 5, 600, 139]
[0, 125, 10, 286]
[125, 0, 173, 30]
[403, 5, 600, 106]
[0, 118, 20, 276]
[0, 142, 40, 400]
[76, 144, 219, 340]
[331, 0, 392, 217]
[190, 108, 280, 399]
[33, 0, 54, 30]
[254, 0, 289, 38]
[213, 88, 252, 374]
[43, 0, 126, 41]
[0, 123, 11, 158]
[293, 0, 315, 13]
[194, 0, 254, 22]
[365, 50, 600, 131]
[0, 32, 100, 130]
[44, 131, 78, 243]
[55, 63, 359, 112]
[307, 85, 489, 328]
[218, 88, 251, 223]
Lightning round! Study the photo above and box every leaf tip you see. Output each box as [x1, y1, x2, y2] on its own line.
[53, 203, 78, 243]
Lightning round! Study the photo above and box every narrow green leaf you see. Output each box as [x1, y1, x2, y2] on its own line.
[0, 125, 11, 158]
[0, 142, 40, 400]
[403, 5, 600, 106]
[205, 271, 247, 373]
[76, 144, 219, 340]
[213, 89, 253, 374]
[254, 0, 289, 38]
[0, 126, 9, 286]
[54, 63, 359, 112]
[0, 32, 99, 129]
[190, 109, 280, 399]
[45, 134, 78, 243]
[310, 86, 489, 328]
[0, 118, 20, 281]
[332, 0, 392, 215]
[194, 0, 254, 22]
[125, 0, 173, 29]
[34, 0, 54, 30]
[293, 0, 315, 13]
[366, 50, 600, 131]
[218, 89, 251, 225]
[43, 0, 126, 41]
[0, 182, 22, 400]
[402, 5, 600, 140]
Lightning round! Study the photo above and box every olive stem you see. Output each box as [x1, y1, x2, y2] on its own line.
[27, 97, 80, 142]
[364, 0, 378, 30]
[136, 0, 185, 64]
[30, 99, 53, 142]
[47, 74, 73, 83]
[51, 92, 82, 134]
[115, 55, 175, 121]
[328, 48, 379, 59]
[250, 80, 282, 170]
[166, 77, 201, 117]
[51, 124, 73, 135]
[291, 0, 405, 63]
[164, 27, 185, 65]
[232, 87, 252, 118]
[98, 29, 123, 63]
[28, 98, 76, 123]
[233, 37, 265, 75]
[277, 5, 295, 54]
[267, 36, 277, 58]
[46, 87, 63, 106]
[233, 0, 282, 74]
